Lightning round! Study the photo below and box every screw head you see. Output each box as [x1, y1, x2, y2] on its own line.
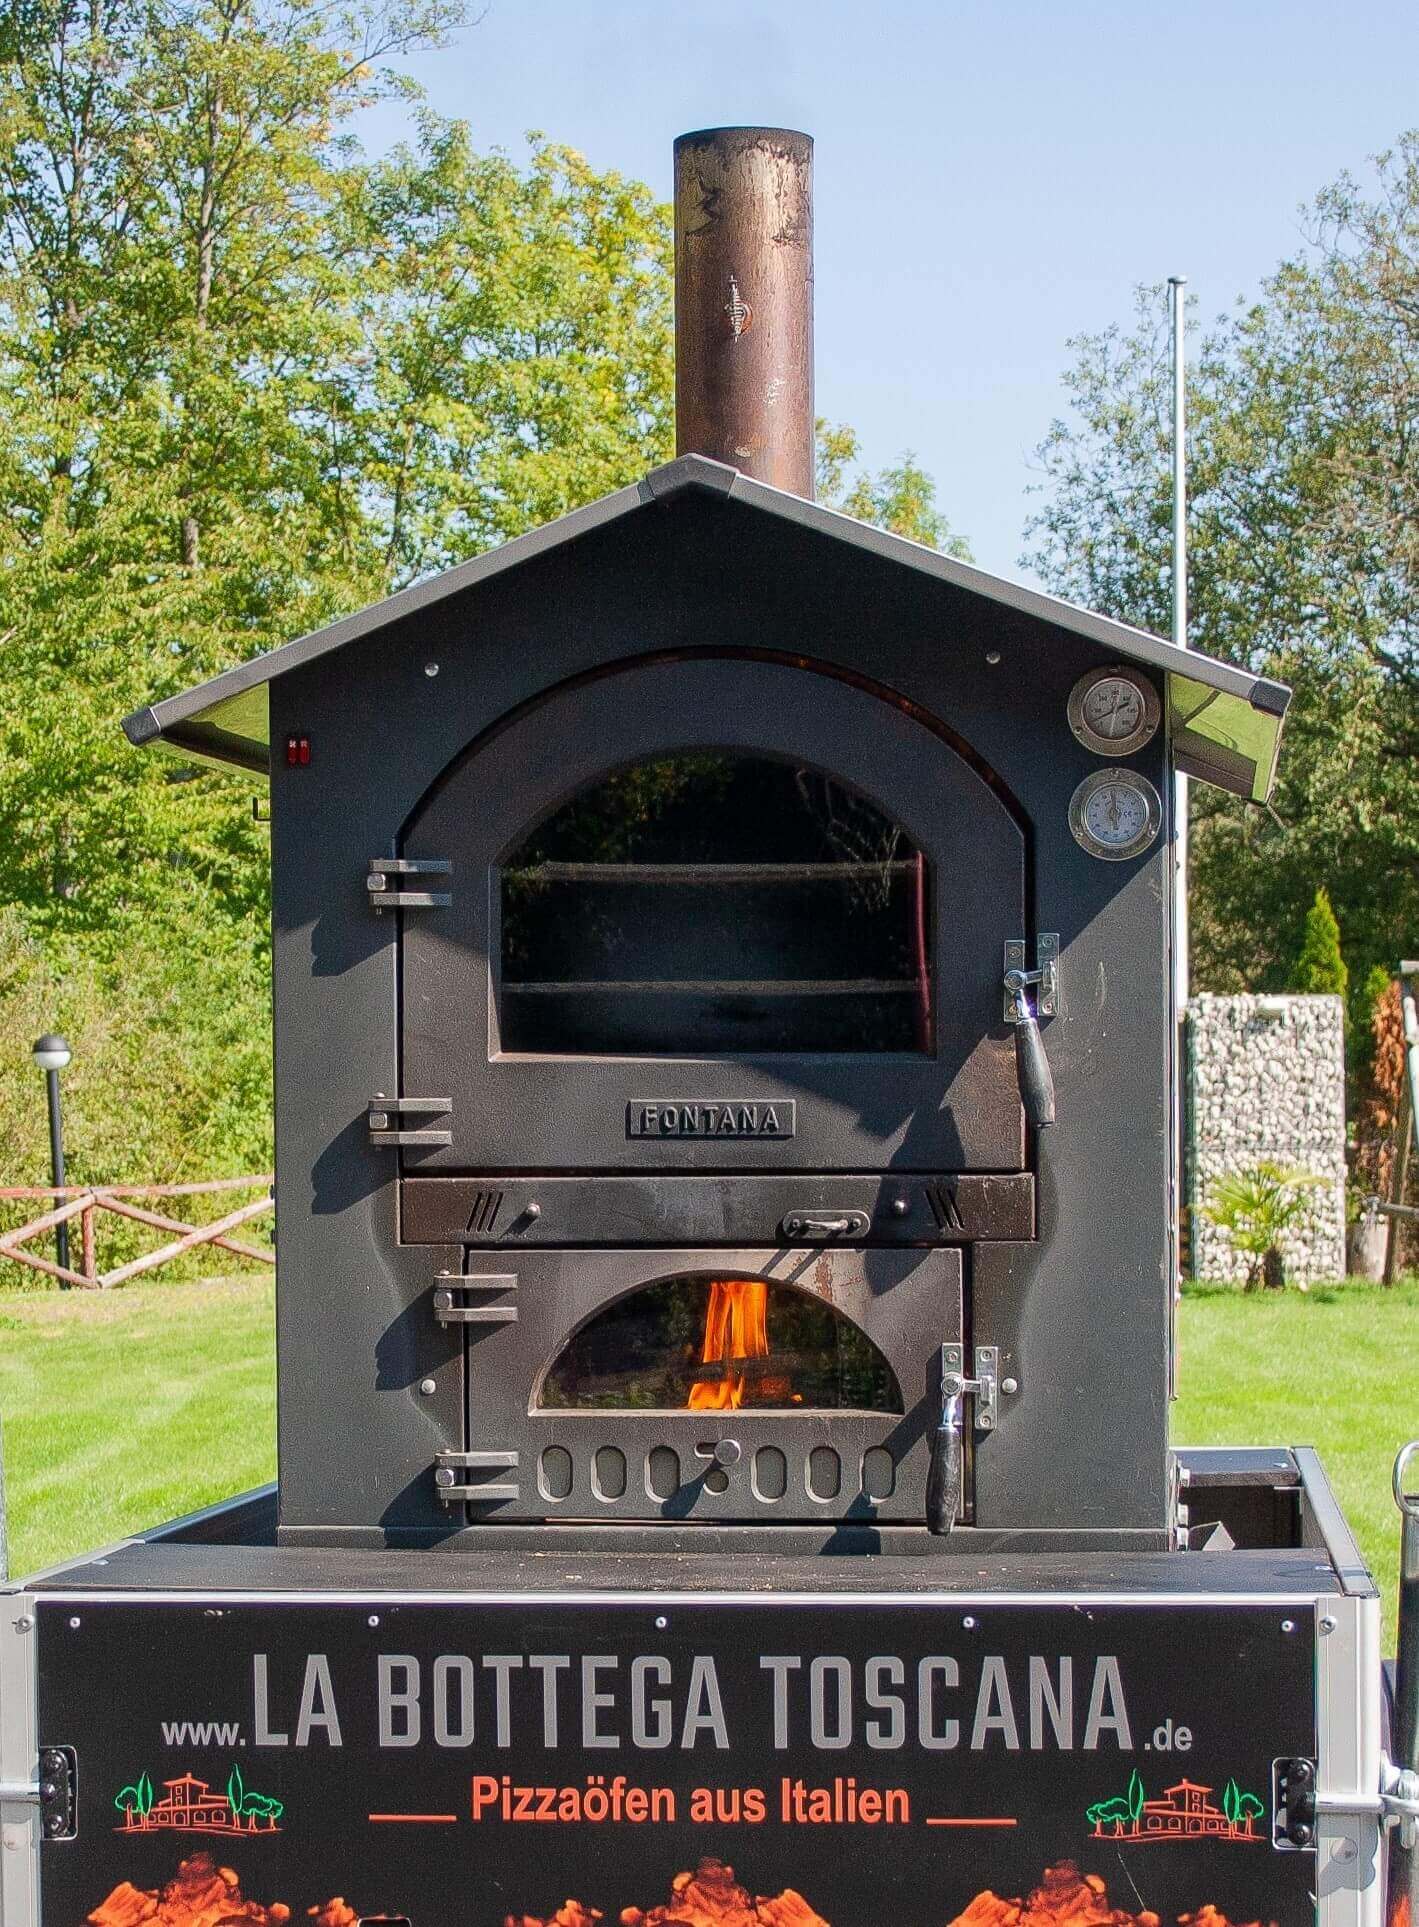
[1281, 1619, 1296, 1633]
[419, 1377, 437, 1396]
[1319, 1614, 1337, 1634]
[654, 1615, 668, 1630]
[1292, 1824, 1314, 1848]
[434, 1466, 456, 1489]
[68, 1615, 80, 1629]
[1001, 1376, 1019, 1395]
[962, 1615, 978, 1630]
[368, 1614, 380, 1627]
[425, 661, 440, 677]
[890, 1197, 909, 1218]
[986, 650, 1002, 665]
[713, 1439, 742, 1467]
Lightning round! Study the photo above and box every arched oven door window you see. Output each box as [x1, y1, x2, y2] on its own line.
[398, 656, 1026, 1175]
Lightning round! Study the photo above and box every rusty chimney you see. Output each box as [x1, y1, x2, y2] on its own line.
[673, 127, 815, 499]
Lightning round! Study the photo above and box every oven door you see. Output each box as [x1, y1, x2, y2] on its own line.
[449, 1245, 962, 1526]
[397, 656, 1027, 1176]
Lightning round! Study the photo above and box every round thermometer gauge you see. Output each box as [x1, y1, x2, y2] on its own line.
[1067, 666, 1161, 756]
[1069, 768, 1163, 861]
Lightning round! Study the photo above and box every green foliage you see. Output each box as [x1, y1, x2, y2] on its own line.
[817, 421, 972, 557]
[1204, 1162, 1328, 1290]
[1127, 1768, 1145, 1821]
[1222, 1777, 1240, 1824]
[1024, 135, 1419, 1024]
[226, 1762, 244, 1819]
[1294, 887, 1348, 998]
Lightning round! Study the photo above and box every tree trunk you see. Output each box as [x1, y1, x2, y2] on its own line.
[1262, 1245, 1285, 1291]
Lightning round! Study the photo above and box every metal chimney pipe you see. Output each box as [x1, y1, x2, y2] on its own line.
[673, 127, 814, 498]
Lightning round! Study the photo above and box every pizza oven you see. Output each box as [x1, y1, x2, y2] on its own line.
[125, 128, 1290, 1555]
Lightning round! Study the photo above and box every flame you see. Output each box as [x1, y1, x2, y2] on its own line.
[688, 1280, 791, 1409]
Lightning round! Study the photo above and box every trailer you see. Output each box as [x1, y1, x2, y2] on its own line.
[3, 125, 1413, 1927]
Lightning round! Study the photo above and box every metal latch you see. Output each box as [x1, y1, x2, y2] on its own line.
[0, 1747, 78, 1839]
[925, 1344, 999, 1536]
[1003, 934, 1058, 1020]
[367, 857, 451, 912]
[1004, 935, 1058, 1131]
[368, 1097, 451, 1148]
[1273, 1757, 1317, 1849]
[780, 1210, 871, 1241]
[435, 1450, 519, 1504]
[433, 1273, 518, 1325]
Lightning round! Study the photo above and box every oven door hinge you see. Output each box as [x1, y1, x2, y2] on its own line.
[367, 857, 451, 912]
[368, 1097, 452, 1147]
[432, 1272, 518, 1325]
[435, 1450, 519, 1504]
[926, 1344, 999, 1535]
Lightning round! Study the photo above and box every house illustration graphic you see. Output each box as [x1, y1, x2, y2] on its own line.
[115, 1772, 282, 1836]
[1087, 1778, 1264, 1844]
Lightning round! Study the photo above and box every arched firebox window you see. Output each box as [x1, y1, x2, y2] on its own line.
[498, 754, 933, 1056]
[538, 1275, 904, 1414]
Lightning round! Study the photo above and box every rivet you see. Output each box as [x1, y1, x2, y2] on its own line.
[419, 1377, 437, 1396]
[1319, 1614, 1337, 1634]
[655, 1616, 668, 1630]
[1001, 1376, 1019, 1395]
[962, 1615, 977, 1630]
[890, 1197, 909, 1218]
[986, 651, 1002, 665]
[368, 1614, 380, 1628]
[68, 1615, 81, 1629]
[1281, 1619, 1296, 1633]
[435, 1466, 456, 1488]
[425, 662, 439, 677]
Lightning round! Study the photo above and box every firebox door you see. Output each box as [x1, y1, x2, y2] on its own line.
[396, 657, 1027, 1177]
[446, 1244, 964, 1526]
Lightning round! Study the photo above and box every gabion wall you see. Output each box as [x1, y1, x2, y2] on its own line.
[1187, 993, 1347, 1284]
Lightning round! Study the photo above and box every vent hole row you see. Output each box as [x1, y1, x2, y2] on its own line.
[537, 1444, 895, 1506]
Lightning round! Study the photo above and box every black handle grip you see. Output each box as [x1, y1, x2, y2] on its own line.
[925, 1402, 961, 1535]
[1015, 1010, 1056, 1129]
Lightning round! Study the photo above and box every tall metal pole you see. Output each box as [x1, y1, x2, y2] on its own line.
[46, 1065, 69, 1277]
[1169, 276, 1189, 1015]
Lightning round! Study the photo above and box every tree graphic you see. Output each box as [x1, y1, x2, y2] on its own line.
[226, 1763, 244, 1820]
[1128, 1770, 1146, 1823]
[114, 1771, 153, 1821]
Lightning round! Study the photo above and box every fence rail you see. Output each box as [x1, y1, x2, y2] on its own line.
[0, 1177, 274, 1289]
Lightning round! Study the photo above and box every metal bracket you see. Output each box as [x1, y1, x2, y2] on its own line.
[434, 1450, 519, 1504]
[1004, 934, 1058, 1022]
[9, 1748, 79, 1840]
[432, 1273, 518, 1326]
[941, 1343, 999, 1433]
[368, 1097, 451, 1148]
[1382, 1757, 1419, 1848]
[367, 857, 451, 912]
[1273, 1756, 1318, 1849]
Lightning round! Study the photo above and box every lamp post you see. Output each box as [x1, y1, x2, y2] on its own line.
[32, 1034, 72, 1278]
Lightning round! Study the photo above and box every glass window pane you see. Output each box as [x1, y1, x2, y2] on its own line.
[538, 1275, 903, 1414]
[500, 755, 932, 1055]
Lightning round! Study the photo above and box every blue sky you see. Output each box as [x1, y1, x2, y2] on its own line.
[368, 0, 1419, 583]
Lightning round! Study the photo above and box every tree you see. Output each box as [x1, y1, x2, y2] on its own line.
[818, 421, 972, 557]
[1024, 135, 1419, 1032]
[1294, 887, 1348, 998]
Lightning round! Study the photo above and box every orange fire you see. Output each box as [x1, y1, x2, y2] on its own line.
[688, 1281, 790, 1409]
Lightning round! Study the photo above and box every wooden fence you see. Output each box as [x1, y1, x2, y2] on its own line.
[0, 1177, 274, 1289]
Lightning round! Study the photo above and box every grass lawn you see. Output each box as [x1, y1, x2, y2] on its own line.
[0, 1276, 276, 1576]
[1, 1273, 1415, 1646]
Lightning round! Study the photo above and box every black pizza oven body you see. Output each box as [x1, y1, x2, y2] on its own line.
[126, 130, 1289, 1556]
[255, 485, 1181, 1551]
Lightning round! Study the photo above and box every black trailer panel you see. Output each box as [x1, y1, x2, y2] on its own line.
[33, 1594, 1318, 1927]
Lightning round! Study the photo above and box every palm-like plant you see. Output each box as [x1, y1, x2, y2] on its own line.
[1204, 1162, 1326, 1290]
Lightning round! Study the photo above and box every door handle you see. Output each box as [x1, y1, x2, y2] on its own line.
[781, 1211, 871, 1241]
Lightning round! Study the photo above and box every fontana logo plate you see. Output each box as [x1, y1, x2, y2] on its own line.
[627, 1100, 796, 1139]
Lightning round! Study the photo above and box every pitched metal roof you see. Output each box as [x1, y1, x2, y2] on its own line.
[123, 453, 1290, 802]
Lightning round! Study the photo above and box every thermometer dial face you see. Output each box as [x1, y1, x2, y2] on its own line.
[1067, 667, 1161, 756]
[1068, 769, 1163, 861]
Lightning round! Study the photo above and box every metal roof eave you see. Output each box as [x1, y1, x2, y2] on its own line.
[122, 456, 1290, 802]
